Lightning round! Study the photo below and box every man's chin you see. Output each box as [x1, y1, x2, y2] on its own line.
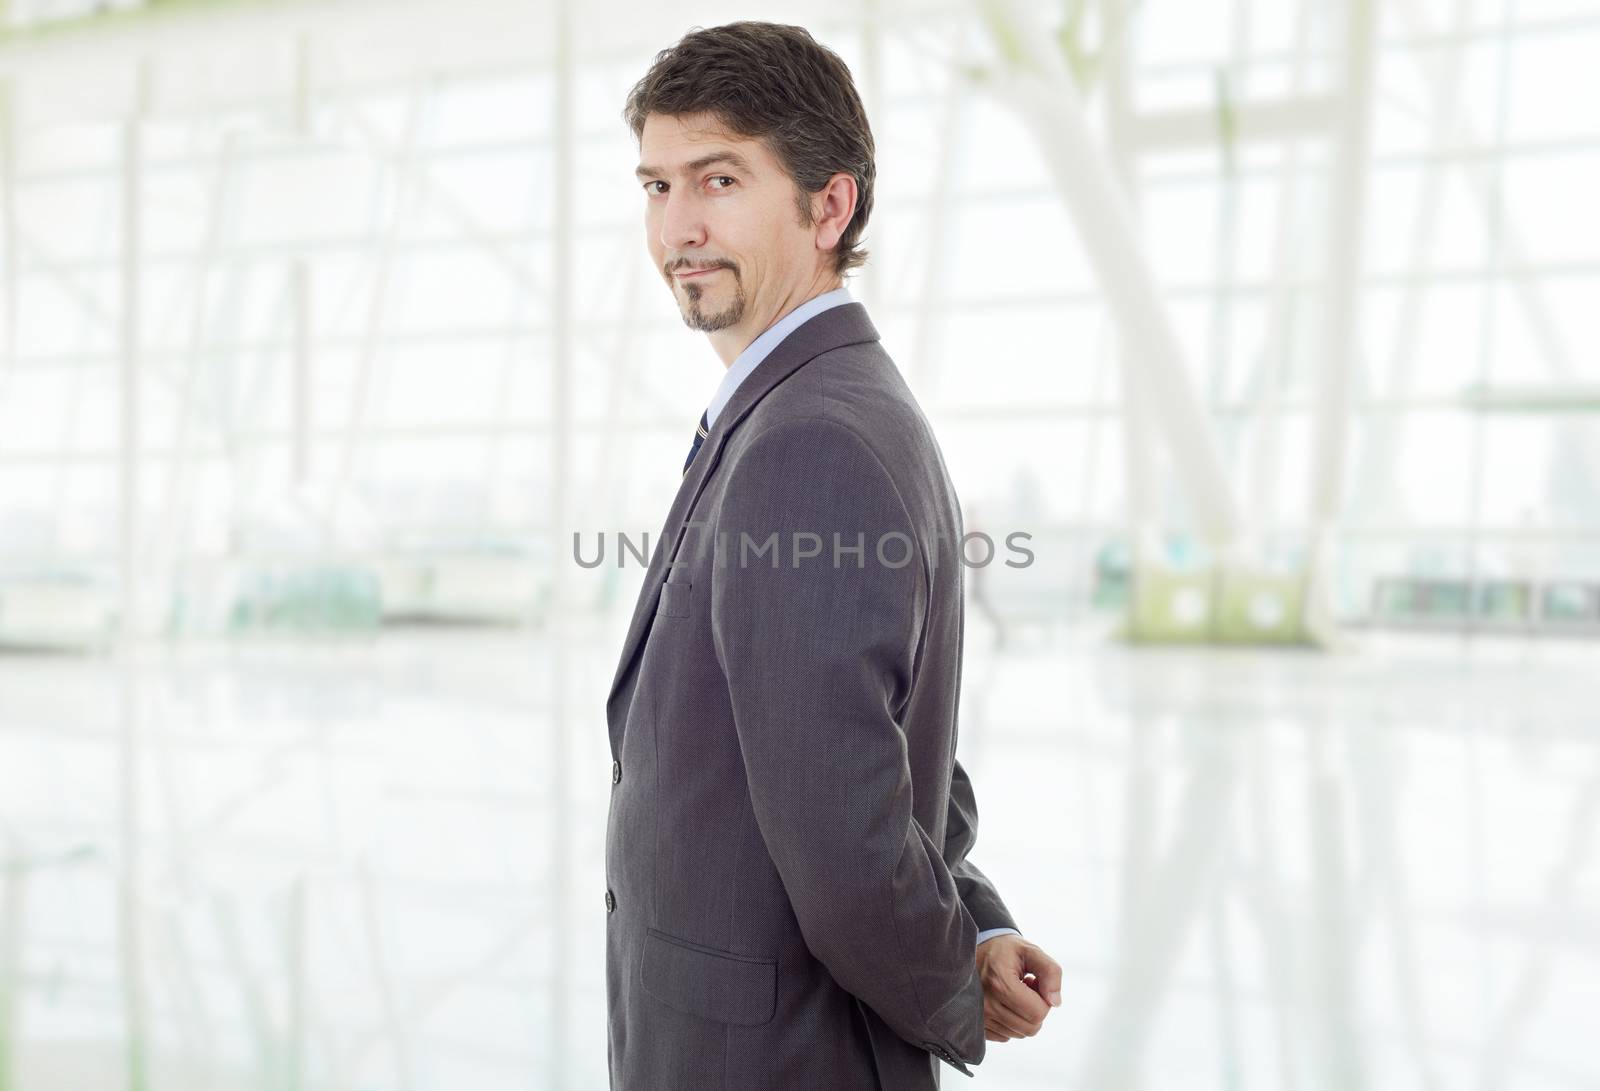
[677, 295, 743, 333]
[683, 312, 741, 333]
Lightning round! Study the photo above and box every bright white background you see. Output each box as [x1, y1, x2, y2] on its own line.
[0, 0, 1597, 1088]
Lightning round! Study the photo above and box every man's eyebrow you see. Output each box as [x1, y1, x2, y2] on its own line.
[634, 150, 754, 180]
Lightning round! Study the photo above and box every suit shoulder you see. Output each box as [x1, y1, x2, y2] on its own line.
[734, 414, 894, 483]
[747, 346, 926, 458]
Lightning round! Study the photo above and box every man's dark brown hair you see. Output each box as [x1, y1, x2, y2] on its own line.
[622, 21, 876, 278]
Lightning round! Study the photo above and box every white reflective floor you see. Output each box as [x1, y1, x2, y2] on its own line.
[1, 621, 1596, 1090]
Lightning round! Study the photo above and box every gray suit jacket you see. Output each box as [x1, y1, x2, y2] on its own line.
[604, 300, 1018, 1090]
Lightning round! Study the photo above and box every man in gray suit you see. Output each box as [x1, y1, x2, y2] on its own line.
[606, 22, 1063, 1090]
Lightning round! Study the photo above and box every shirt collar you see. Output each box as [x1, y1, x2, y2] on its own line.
[704, 285, 855, 428]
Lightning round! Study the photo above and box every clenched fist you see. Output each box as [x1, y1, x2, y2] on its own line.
[975, 934, 1062, 1042]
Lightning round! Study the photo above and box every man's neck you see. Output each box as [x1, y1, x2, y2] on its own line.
[709, 274, 844, 367]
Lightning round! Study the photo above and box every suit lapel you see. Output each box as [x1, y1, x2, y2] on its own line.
[604, 301, 881, 736]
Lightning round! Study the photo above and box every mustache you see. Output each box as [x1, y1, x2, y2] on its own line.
[667, 260, 736, 274]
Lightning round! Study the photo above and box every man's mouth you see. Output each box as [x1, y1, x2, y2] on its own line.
[674, 267, 723, 281]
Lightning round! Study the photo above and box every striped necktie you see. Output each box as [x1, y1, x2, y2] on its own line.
[682, 409, 709, 477]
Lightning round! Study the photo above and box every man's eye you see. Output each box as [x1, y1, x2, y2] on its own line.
[644, 181, 667, 195]
[709, 175, 735, 189]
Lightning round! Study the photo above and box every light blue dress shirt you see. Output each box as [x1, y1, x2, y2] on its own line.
[702, 283, 1022, 951]
[703, 285, 854, 428]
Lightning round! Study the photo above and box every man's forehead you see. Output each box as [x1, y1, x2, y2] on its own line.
[641, 110, 737, 143]
[636, 114, 766, 174]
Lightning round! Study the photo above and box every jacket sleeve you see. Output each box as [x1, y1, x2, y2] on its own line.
[944, 754, 1021, 937]
[710, 416, 987, 1071]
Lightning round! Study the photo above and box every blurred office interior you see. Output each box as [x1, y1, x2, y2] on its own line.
[0, 0, 1597, 1088]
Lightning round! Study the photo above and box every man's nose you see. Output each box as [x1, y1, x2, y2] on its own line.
[659, 192, 706, 251]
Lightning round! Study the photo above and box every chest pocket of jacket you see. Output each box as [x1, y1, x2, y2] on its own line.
[656, 577, 692, 618]
[640, 926, 776, 1027]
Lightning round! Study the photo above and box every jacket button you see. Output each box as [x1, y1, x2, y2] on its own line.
[605, 889, 616, 913]
[611, 760, 622, 785]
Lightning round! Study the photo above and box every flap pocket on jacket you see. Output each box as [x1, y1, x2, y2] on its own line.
[640, 927, 776, 1027]
[656, 578, 692, 618]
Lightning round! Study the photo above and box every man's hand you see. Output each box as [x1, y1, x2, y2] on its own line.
[975, 934, 1062, 1042]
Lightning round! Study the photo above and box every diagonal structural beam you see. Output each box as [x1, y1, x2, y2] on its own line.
[975, 0, 1246, 549]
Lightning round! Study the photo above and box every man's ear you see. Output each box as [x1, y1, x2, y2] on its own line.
[811, 172, 858, 253]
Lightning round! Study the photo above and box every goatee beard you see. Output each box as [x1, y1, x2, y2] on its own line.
[676, 268, 744, 332]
